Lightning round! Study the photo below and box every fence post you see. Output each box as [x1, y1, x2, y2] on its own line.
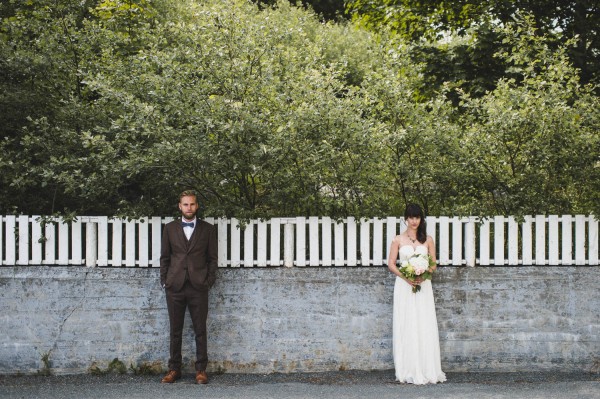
[85, 218, 98, 267]
[283, 221, 295, 267]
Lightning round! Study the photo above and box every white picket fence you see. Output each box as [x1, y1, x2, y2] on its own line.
[0, 215, 598, 267]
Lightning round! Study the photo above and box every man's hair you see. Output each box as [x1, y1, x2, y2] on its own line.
[179, 190, 198, 203]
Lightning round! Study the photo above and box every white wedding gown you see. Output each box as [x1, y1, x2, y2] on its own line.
[393, 245, 446, 384]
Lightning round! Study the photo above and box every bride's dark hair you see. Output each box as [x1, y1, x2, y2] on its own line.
[404, 203, 427, 244]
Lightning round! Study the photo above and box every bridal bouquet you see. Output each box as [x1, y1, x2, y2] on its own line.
[399, 253, 436, 293]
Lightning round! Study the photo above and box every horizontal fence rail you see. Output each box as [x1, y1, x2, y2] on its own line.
[0, 215, 598, 268]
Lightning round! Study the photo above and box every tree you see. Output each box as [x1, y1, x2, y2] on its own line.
[346, 0, 600, 91]
[1, 0, 597, 219]
[457, 18, 600, 216]
[0, 0, 166, 215]
[253, 0, 347, 21]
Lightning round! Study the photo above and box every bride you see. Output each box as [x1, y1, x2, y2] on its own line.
[387, 203, 446, 384]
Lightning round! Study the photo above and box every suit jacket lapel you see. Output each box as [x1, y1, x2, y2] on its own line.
[175, 219, 189, 250]
[187, 221, 201, 251]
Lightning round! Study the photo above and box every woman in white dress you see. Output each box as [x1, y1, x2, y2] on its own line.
[387, 204, 446, 384]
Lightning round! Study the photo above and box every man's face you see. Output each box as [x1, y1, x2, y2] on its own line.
[179, 195, 199, 220]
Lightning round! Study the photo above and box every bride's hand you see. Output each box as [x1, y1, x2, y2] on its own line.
[402, 277, 421, 286]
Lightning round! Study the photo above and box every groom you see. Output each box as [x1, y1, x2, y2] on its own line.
[160, 190, 218, 384]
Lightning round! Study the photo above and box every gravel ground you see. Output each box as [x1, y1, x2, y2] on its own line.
[1, 370, 599, 399]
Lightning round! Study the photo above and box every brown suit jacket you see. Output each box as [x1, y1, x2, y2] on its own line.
[160, 218, 218, 292]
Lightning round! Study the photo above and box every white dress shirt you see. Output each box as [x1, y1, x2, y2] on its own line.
[182, 218, 196, 240]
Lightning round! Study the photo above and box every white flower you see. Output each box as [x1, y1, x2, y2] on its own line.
[409, 255, 428, 269]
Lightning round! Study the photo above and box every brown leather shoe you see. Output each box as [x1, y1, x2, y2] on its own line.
[161, 370, 181, 383]
[195, 370, 209, 384]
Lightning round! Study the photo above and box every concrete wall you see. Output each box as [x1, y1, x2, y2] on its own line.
[0, 266, 598, 375]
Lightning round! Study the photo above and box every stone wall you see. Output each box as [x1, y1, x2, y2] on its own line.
[0, 266, 598, 375]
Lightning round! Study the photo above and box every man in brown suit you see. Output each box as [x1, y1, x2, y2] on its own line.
[160, 190, 218, 384]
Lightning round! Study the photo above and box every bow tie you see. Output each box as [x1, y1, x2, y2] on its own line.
[182, 222, 195, 228]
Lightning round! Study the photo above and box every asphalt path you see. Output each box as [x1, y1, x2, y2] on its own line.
[1, 370, 599, 399]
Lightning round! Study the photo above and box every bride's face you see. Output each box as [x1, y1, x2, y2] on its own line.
[406, 216, 421, 230]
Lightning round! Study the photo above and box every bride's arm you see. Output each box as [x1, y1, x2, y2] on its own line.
[387, 236, 402, 277]
[427, 235, 437, 272]
[388, 236, 418, 285]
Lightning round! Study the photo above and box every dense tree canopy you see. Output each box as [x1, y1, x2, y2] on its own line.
[347, 0, 600, 97]
[0, 0, 598, 218]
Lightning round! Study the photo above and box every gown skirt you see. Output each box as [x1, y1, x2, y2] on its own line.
[393, 247, 446, 384]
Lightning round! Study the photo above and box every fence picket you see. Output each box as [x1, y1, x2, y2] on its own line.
[589, 216, 598, 265]
[321, 217, 332, 267]
[465, 218, 476, 267]
[17, 215, 29, 265]
[535, 215, 546, 265]
[347, 217, 357, 267]
[425, 216, 434, 243]
[0, 217, 3, 265]
[283, 222, 294, 267]
[98, 217, 109, 267]
[218, 218, 228, 268]
[112, 219, 123, 267]
[479, 219, 490, 266]
[295, 217, 306, 267]
[71, 219, 82, 265]
[438, 217, 449, 265]
[85, 219, 97, 267]
[5, 216, 16, 265]
[548, 215, 559, 265]
[334, 221, 345, 266]
[508, 217, 519, 265]
[575, 215, 586, 265]
[138, 219, 148, 267]
[522, 216, 533, 265]
[244, 221, 254, 268]
[386, 217, 397, 262]
[494, 216, 505, 266]
[270, 218, 281, 267]
[44, 221, 55, 265]
[360, 219, 370, 266]
[58, 221, 69, 265]
[562, 215, 573, 265]
[150, 217, 161, 267]
[309, 217, 319, 266]
[372, 218, 383, 266]
[125, 221, 136, 267]
[452, 217, 462, 266]
[257, 220, 268, 267]
[230, 218, 241, 268]
[31, 216, 42, 265]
